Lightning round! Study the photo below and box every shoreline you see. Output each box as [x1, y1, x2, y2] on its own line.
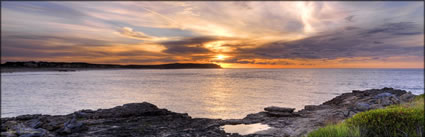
[0, 68, 124, 73]
[0, 67, 224, 73]
[0, 88, 417, 137]
[1, 62, 222, 73]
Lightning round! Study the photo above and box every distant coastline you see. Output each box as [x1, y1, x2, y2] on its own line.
[1, 61, 222, 73]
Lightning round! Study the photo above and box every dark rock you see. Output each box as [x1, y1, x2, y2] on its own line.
[222, 119, 244, 125]
[400, 93, 415, 102]
[390, 96, 400, 103]
[382, 87, 394, 90]
[324, 88, 406, 106]
[383, 89, 407, 96]
[264, 106, 295, 113]
[317, 105, 332, 109]
[61, 117, 85, 134]
[242, 112, 270, 123]
[352, 90, 362, 93]
[266, 112, 299, 117]
[375, 94, 400, 106]
[57, 69, 76, 72]
[12, 123, 47, 137]
[91, 102, 170, 118]
[304, 105, 318, 111]
[18, 129, 47, 137]
[323, 93, 353, 105]
[2, 121, 18, 131]
[369, 104, 383, 109]
[40, 117, 65, 131]
[374, 92, 394, 99]
[74, 109, 95, 118]
[1, 132, 17, 137]
[355, 102, 370, 111]
[16, 115, 41, 121]
[26, 119, 42, 129]
[363, 92, 370, 96]
[341, 96, 359, 105]
[340, 110, 356, 118]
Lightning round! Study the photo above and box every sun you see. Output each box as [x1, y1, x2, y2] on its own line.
[216, 54, 226, 60]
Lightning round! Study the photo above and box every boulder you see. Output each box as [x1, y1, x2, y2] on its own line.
[264, 106, 295, 113]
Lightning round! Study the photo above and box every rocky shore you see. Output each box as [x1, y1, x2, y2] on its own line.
[1, 88, 417, 137]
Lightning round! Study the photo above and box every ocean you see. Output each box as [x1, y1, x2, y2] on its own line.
[1, 68, 423, 119]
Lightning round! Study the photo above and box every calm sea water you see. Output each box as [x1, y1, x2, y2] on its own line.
[1, 69, 424, 119]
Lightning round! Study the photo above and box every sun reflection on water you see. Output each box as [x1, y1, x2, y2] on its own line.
[200, 70, 236, 118]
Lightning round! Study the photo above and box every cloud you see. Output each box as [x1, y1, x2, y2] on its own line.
[118, 27, 161, 41]
[364, 22, 422, 36]
[1, 33, 166, 61]
[217, 58, 296, 65]
[241, 22, 423, 60]
[3, 34, 113, 47]
[1, 2, 423, 68]
[160, 36, 219, 54]
[2, 2, 87, 24]
[163, 46, 210, 54]
[345, 15, 355, 22]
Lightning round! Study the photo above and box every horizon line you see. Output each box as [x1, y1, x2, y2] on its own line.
[1, 61, 423, 69]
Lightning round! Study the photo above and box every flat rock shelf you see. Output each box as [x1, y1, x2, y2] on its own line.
[1, 88, 417, 137]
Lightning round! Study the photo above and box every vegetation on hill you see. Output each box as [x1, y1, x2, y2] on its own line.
[307, 94, 424, 137]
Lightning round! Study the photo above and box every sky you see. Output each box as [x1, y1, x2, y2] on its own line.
[1, 1, 424, 68]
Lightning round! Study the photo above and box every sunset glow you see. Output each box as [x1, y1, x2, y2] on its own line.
[215, 54, 227, 60]
[1, 2, 424, 68]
